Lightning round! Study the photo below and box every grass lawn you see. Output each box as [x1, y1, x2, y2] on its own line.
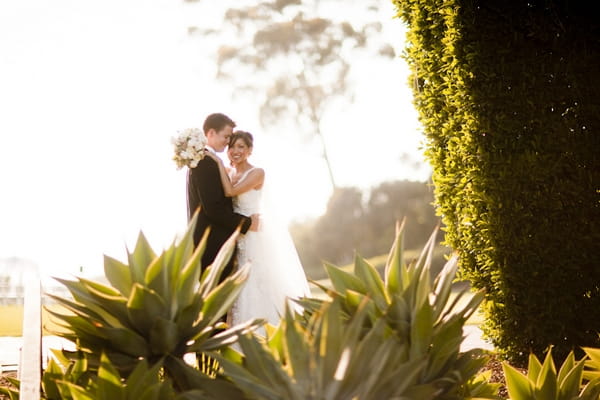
[0, 304, 70, 337]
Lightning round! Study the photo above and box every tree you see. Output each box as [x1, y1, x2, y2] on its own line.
[365, 180, 439, 253]
[290, 180, 441, 279]
[186, 0, 395, 189]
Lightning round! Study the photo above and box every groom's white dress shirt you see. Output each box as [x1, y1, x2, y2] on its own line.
[205, 145, 216, 154]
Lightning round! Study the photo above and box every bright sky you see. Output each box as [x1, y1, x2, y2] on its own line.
[0, 0, 429, 282]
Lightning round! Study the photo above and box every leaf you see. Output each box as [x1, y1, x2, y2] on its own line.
[320, 298, 346, 389]
[97, 353, 124, 400]
[558, 357, 586, 400]
[239, 334, 296, 398]
[426, 319, 463, 379]
[199, 264, 250, 327]
[413, 225, 438, 283]
[145, 251, 169, 301]
[149, 317, 180, 355]
[384, 219, 406, 294]
[213, 350, 285, 400]
[175, 234, 205, 308]
[79, 278, 131, 324]
[556, 351, 575, 388]
[503, 362, 534, 399]
[579, 377, 600, 400]
[174, 295, 205, 339]
[60, 381, 96, 400]
[199, 229, 239, 297]
[127, 283, 168, 334]
[409, 300, 434, 358]
[190, 318, 264, 352]
[104, 255, 133, 297]
[42, 357, 65, 399]
[52, 278, 130, 328]
[163, 355, 245, 398]
[353, 254, 389, 309]
[324, 262, 367, 294]
[527, 352, 543, 382]
[171, 214, 200, 281]
[98, 326, 149, 358]
[430, 255, 459, 321]
[127, 231, 156, 284]
[282, 305, 311, 388]
[46, 293, 125, 330]
[535, 348, 557, 400]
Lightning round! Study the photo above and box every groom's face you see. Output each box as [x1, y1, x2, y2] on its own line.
[207, 124, 234, 152]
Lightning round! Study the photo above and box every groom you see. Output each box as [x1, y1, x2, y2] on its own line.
[187, 112, 258, 278]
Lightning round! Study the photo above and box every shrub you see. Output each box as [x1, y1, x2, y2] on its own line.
[392, 0, 600, 364]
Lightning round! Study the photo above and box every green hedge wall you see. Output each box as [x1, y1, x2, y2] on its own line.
[392, 0, 600, 364]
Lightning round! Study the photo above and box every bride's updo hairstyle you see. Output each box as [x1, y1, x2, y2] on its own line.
[229, 130, 254, 149]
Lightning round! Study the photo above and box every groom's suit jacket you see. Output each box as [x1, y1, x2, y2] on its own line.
[187, 155, 251, 277]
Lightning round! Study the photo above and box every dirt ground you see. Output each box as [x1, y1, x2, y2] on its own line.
[480, 353, 509, 399]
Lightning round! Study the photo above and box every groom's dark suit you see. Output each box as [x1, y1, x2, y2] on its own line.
[187, 153, 252, 278]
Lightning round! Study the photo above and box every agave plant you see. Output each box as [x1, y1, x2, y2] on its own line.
[307, 222, 496, 398]
[41, 349, 95, 399]
[46, 212, 263, 392]
[503, 346, 600, 400]
[211, 297, 431, 399]
[583, 346, 600, 383]
[42, 350, 178, 400]
[208, 221, 499, 399]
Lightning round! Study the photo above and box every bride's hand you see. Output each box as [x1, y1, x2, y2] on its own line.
[204, 149, 222, 164]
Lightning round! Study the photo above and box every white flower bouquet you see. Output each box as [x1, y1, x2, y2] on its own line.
[172, 128, 207, 169]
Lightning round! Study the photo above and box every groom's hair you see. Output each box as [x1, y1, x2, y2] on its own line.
[203, 113, 236, 134]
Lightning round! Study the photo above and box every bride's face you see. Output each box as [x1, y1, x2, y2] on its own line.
[228, 138, 251, 165]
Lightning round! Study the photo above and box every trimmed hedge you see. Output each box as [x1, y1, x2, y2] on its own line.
[392, 0, 600, 365]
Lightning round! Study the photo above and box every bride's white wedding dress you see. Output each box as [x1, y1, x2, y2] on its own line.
[230, 168, 311, 329]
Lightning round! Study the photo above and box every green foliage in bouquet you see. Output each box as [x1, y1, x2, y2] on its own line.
[502, 346, 600, 400]
[210, 222, 500, 399]
[45, 212, 263, 392]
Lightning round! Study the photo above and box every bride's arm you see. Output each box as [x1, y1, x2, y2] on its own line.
[206, 151, 264, 197]
[228, 168, 265, 197]
[206, 152, 235, 196]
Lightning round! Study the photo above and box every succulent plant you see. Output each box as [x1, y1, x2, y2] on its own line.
[46, 212, 263, 391]
[503, 346, 600, 400]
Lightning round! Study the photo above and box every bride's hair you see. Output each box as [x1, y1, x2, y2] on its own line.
[229, 130, 253, 148]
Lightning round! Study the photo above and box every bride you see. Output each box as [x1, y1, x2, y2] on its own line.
[205, 130, 311, 328]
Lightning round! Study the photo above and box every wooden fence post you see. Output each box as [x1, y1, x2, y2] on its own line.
[18, 263, 41, 400]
